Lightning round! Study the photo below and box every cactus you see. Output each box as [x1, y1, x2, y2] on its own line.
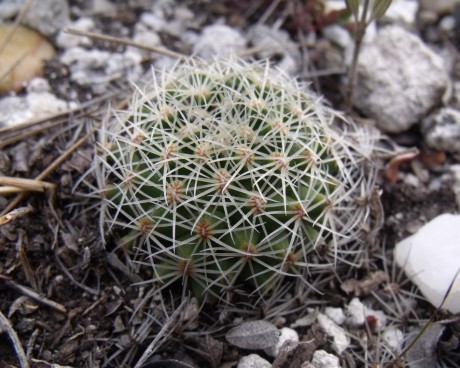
[93, 58, 379, 301]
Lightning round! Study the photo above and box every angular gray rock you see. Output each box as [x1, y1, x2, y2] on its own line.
[237, 354, 271, 368]
[422, 107, 460, 153]
[248, 24, 301, 75]
[23, 0, 70, 36]
[193, 24, 246, 59]
[353, 25, 449, 133]
[311, 350, 341, 368]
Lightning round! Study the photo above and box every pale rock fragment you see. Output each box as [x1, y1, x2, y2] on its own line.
[353, 25, 448, 133]
[317, 313, 350, 354]
[237, 354, 271, 368]
[193, 24, 246, 59]
[324, 307, 345, 325]
[394, 214, 460, 313]
[264, 327, 299, 357]
[311, 349, 341, 368]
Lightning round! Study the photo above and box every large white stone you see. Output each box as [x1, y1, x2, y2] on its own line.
[353, 25, 448, 133]
[394, 214, 460, 313]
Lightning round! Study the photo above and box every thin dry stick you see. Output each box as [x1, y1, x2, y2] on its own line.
[257, 0, 283, 25]
[64, 28, 189, 60]
[16, 231, 38, 291]
[133, 299, 188, 368]
[0, 309, 30, 368]
[0, 177, 55, 193]
[0, 130, 94, 217]
[344, 0, 371, 113]
[0, 206, 34, 225]
[3, 279, 67, 314]
[0, 119, 75, 149]
[48, 221, 100, 296]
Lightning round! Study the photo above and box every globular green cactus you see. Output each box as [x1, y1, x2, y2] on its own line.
[94, 58, 378, 301]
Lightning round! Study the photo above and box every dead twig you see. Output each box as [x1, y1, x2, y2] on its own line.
[0, 177, 55, 194]
[0, 309, 30, 368]
[134, 299, 188, 368]
[49, 223, 100, 296]
[64, 28, 189, 60]
[0, 206, 34, 225]
[3, 279, 67, 314]
[16, 231, 38, 290]
[0, 130, 94, 217]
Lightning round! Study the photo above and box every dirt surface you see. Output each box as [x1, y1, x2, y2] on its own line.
[1, 1, 460, 368]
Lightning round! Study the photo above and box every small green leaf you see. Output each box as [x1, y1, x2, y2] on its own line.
[345, 0, 361, 16]
[372, 0, 392, 20]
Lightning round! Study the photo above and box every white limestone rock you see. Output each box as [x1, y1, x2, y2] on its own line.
[60, 47, 142, 94]
[23, 0, 70, 36]
[311, 350, 341, 368]
[193, 24, 246, 59]
[56, 18, 95, 48]
[317, 313, 350, 355]
[382, 0, 418, 26]
[237, 354, 271, 368]
[0, 89, 75, 128]
[0, 0, 69, 35]
[382, 327, 404, 353]
[325, 307, 346, 325]
[248, 24, 301, 75]
[394, 214, 460, 313]
[346, 298, 387, 330]
[264, 327, 299, 357]
[323, 25, 353, 49]
[346, 298, 366, 326]
[0, 0, 21, 20]
[353, 25, 449, 133]
[422, 107, 460, 153]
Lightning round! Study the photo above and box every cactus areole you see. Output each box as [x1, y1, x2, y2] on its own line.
[95, 58, 378, 301]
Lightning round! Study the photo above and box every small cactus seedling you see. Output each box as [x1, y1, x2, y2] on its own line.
[93, 58, 379, 301]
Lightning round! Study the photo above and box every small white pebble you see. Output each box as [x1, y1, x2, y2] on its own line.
[325, 307, 345, 325]
[311, 349, 341, 368]
[237, 354, 271, 368]
[26, 77, 51, 93]
[346, 298, 366, 326]
[264, 327, 299, 357]
[382, 327, 404, 353]
[317, 313, 350, 355]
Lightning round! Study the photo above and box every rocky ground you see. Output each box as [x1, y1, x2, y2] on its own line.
[0, 0, 460, 367]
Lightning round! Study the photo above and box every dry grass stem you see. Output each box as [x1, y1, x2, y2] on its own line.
[0, 130, 94, 217]
[16, 231, 38, 290]
[134, 299, 188, 368]
[0, 177, 55, 194]
[3, 279, 67, 314]
[0, 206, 34, 225]
[64, 28, 189, 60]
[0, 309, 31, 368]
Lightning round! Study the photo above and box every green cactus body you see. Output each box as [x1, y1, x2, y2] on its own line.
[95, 58, 378, 301]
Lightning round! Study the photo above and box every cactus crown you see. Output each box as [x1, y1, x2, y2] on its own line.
[94, 58, 378, 301]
